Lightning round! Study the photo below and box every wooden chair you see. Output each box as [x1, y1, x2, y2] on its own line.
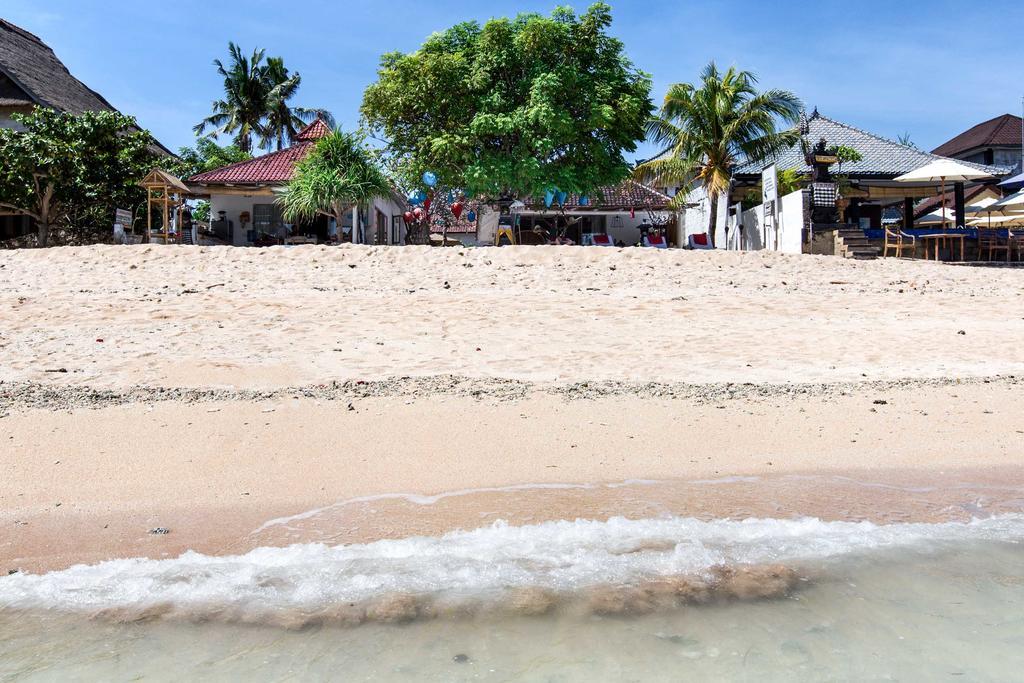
[883, 228, 916, 258]
[977, 228, 1010, 261]
[1008, 229, 1024, 262]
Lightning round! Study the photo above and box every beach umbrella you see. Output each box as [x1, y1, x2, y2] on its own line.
[895, 160, 993, 231]
[999, 169, 1024, 191]
[989, 189, 1024, 213]
[914, 208, 957, 226]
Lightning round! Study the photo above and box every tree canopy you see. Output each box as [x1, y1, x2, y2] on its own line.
[636, 62, 801, 245]
[0, 108, 157, 246]
[194, 43, 333, 153]
[361, 3, 652, 201]
[278, 129, 393, 229]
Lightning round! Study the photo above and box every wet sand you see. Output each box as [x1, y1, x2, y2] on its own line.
[3, 380, 1023, 573]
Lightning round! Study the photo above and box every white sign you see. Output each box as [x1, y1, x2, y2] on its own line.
[761, 165, 779, 250]
[761, 164, 778, 207]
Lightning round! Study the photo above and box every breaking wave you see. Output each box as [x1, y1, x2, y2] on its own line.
[2, 515, 1022, 628]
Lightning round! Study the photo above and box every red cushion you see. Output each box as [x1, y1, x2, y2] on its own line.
[692, 233, 708, 246]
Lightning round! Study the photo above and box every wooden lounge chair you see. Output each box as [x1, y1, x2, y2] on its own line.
[977, 228, 1010, 262]
[883, 227, 916, 258]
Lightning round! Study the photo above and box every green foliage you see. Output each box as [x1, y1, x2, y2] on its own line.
[0, 108, 158, 246]
[194, 42, 333, 153]
[191, 200, 211, 223]
[635, 62, 801, 245]
[831, 145, 862, 165]
[278, 129, 392, 223]
[360, 3, 652, 199]
[168, 138, 252, 180]
[897, 132, 917, 149]
[742, 168, 807, 210]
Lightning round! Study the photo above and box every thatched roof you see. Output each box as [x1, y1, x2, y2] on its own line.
[0, 18, 172, 155]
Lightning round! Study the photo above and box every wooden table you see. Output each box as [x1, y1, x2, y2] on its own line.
[919, 233, 965, 261]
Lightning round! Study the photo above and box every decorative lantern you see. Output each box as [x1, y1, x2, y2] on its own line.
[451, 201, 464, 220]
[422, 171, 438, 188]
[544, 189, 555, 208]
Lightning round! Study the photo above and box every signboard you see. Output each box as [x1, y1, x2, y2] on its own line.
[115, 208, 132, 231]
[761, 165, 778, 207]
[761, 164, 779, 250]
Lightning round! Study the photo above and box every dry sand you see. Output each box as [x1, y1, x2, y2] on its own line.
[1, 245, 1023, 571]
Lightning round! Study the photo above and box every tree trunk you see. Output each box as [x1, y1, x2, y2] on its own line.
[707, 191, 719, 248]
[36, 222, 50, 248]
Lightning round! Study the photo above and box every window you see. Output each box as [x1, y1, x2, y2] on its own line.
[252, 204, 283, 235]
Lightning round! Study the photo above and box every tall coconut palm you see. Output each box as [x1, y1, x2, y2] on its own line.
[636, 63, 802, 247]
[278, 129, 392, 239]
[194, 43, 270, 154]
[260, 57, 335, 152]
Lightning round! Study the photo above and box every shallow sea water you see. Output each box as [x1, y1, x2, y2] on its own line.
[2, 515, 1023, 682]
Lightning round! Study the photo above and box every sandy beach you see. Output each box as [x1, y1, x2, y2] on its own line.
[2, 245, 1023, 572]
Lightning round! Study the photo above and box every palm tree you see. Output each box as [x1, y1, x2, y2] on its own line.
[194, 43, 270, 154]
[278, 129, 392, 239]
[636, 63, 802, 246]
[260, 57, 335, 152]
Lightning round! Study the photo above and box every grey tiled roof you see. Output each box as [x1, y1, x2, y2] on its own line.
[733, 112, 1010, 178]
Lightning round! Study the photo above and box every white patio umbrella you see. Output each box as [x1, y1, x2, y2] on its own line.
[988, 189, 1024, 214]
[895, 159, 994, 230]
[915, 208, 957, 226]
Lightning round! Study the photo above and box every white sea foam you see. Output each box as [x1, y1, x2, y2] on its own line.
[2, 515, 1022, 618]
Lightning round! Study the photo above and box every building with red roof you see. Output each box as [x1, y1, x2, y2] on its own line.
[189, 118, 409, 246]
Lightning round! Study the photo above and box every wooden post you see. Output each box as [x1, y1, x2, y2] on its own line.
[163, 189, 169, 244]
[904, 197, 915, 231]
[146, 187, 152, 243]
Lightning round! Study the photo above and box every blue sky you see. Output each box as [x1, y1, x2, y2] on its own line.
[6, 0, 1022, 159]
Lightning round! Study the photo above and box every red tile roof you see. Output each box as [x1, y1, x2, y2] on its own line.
[188, 119, 331, 185]
[294, 117, 332, 141]
[932, 114, 1022, 157]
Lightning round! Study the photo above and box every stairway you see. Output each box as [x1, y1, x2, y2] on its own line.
[834, 228, 879, 260]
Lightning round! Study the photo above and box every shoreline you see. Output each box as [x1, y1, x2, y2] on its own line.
[4, 378, 1023, 573]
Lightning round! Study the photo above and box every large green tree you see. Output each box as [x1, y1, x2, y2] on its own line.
[194, 43, 332, 154]
[636, 63, 801, 246]
[277, 129, 392, 238]
[0, 108, 157, 246]
[361, 3, 652, 201]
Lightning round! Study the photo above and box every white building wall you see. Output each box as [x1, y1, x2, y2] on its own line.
[681, 186, 729, 245]
[740, 189, 804, 253]
[209, 192, 408, 246]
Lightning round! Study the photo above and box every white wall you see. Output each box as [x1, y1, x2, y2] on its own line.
[209, 193, 408, 246]
[209, 194, 261, 245]
[681, 185, 729, 245]
[741, 189, 804, 254]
